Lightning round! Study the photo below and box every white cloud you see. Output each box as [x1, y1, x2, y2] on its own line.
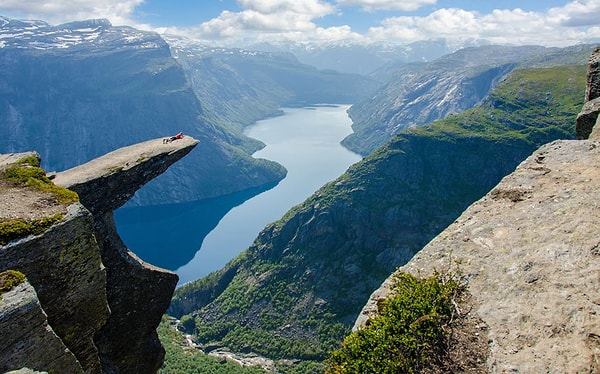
[237, 0, 335, 17]
[1, 0, 598, 47]
[549, 0, 600, 27]
[335, 0, 437, 12]
[0, 0, 143, 26]
[172, 0, 355, 45]
[366, 2, 600, 47]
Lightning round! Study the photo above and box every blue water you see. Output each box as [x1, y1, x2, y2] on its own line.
[115, 105, 361, 285]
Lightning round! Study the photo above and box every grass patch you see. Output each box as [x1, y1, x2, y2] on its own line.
[0, 270, 26, 297]
[0, 157, 79, 204]
[325, 271, 464, 374]
[0, 214, 65, 246]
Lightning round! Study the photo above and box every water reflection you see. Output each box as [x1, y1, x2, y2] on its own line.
[114, 182, 277, 270]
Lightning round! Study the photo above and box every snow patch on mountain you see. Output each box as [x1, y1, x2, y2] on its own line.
[0, 16, 162, 50]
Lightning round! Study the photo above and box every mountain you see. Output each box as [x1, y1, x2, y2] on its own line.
[164, 35, 380, 134]
[0, 16, 288, 206]
[246, 39, 455, 75]
[343, 44, 596, 155]
[0, 17, 378, 208]
[167, 62, 586, 370]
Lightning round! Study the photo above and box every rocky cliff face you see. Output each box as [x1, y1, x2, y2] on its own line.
[577, 46, 600, 140]
[0, 136, 198, 373]
[1, 281, 83, 373]
[356, 47, 600, 372]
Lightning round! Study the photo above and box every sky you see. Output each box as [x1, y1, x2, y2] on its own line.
[1, 0, 599, 47]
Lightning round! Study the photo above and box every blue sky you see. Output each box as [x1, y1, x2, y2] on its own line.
[1, 0, 599, 47]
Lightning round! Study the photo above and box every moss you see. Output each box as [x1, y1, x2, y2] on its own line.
[0, 157, 79, 204]
[0, 214, 65, 246]
[0, 269, 26, 296]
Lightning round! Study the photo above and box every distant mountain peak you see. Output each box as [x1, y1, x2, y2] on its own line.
[0, 15, 161, 50]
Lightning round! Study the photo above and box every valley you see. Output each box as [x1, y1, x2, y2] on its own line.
[115, 105, 361, 283]
[0, 13, 598, 374]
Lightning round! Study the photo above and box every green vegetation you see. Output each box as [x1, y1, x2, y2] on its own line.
[410, 65, 586, 144]
[0, 214, 65, 246]
[325, 272, 463, 373]
[183, 264, 350, 362]
[157, 316, 266, 374]
[0, 270, 26, 297]
[0, 156, 79, 204]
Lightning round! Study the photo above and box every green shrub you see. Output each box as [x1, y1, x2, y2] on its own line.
[325, 271, 462, 374]
[0, 270, 26, 296]
[0, 214, 65, 245]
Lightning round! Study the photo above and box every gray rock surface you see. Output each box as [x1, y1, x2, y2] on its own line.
[577, 46, 600, 139]
[356, 139, 600, 372]
[0, 281, 83, 373]
[0, 204, 108, 373]
[53, 136, 199, 214]
[1, 135, 199, 373]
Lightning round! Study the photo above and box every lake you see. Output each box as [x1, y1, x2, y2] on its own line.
[114, 105, 362, 285]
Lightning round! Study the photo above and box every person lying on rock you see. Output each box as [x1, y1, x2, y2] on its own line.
[163, 132, 184, 143]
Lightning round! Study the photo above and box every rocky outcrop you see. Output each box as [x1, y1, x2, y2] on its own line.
[577, 46, 600, 139]
[0, 203, 109, 373]
[55, 136, 199, 373]
[53, 136, 199, 215]
[356, 139, 600, 372]
[0, 281, 83, 373]
[1, 136, 198, 373]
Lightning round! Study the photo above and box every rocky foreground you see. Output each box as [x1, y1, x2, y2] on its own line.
[356, 139, 600, 372]
[1, 136, 198, 373]
[356, 47, 600, 372]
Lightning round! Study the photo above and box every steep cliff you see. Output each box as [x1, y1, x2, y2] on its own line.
[577, 46, 600, 140]
[0, 136, 198, 373]
[0, 279, 83, 373]
[0, 16, 285, 206]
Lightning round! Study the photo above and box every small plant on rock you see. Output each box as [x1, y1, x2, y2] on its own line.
[325, 271, 463, 374]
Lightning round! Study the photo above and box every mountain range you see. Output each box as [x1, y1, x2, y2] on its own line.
[343, 44, 595, 155]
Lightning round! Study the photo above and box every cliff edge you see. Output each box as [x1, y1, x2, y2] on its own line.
[356, 48, 600, 372]
[0, 136, 198, 373]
